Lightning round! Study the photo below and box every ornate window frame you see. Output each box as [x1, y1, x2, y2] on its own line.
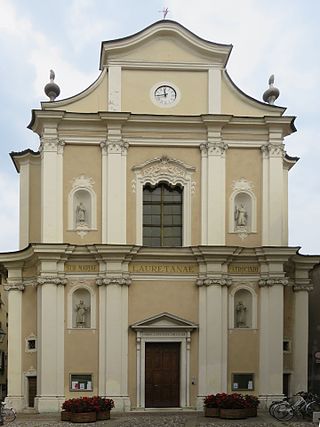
[68, 175, 97, 238]
[131, 312, 198, 409]
[132, 156, 196, 246]
[229, 178, 257, 240]
[229, 284, 257, 329]
[67, 283, 96, 329]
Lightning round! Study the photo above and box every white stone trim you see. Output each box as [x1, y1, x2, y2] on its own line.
[19, 161, 30, 249]
[229, 284, 257, 329]
[132, 313, 197, 409]
[108, 65, 121, 111]
[67, 283, 96, 329]
[150, 81, 181, 108]
[132, 156, 196, 246]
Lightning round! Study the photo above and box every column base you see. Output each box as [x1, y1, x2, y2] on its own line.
[35, 396, 65, 412]
[196, 396, 206, 411]
[111, 396, 131, 412]
[258, 394, 284, 409]
[5, 396, 25, 412]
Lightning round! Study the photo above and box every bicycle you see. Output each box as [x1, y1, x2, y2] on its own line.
[0, 402, 16, 423]
[270, 391, 320, 421]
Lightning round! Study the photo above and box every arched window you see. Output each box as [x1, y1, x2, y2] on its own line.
[143, 183, 183, 247]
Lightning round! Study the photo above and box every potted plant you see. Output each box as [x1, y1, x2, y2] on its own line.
[244, 394, 259, 417]
[203, 394, 220, 417]
[61, 399, 72, 421]
[218, 393, 248, 419]
[95, 396, 115, 420]
[61, 397, 96, 423]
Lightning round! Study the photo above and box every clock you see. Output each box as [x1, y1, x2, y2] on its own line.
[151, 83, 180, 107]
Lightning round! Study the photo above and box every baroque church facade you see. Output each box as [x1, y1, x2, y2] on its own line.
[1, 20, 319, 412]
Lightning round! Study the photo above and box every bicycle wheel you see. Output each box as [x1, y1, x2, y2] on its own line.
[269, 401, 279, 417]
[2, 408, 16, 422]
[306, 401, 320, 418]
[273, 402, 294, 421]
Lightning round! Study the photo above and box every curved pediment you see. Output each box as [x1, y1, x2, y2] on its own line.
[100, 20, 232, 68]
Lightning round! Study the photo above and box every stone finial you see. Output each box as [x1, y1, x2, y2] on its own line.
[263, 74, 280, 105]
[44, 69, 60, 101]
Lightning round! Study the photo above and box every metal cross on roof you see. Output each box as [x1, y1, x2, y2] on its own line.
[160, 7, 169, 19]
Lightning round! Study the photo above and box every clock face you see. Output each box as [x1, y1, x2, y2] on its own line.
[154, 85, 177, 106]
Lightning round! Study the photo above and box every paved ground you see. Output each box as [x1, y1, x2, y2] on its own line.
[7, 411, 318, 427]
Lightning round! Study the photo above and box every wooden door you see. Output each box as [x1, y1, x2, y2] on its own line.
[28, 376, 37, 408]
[145, 342, 180, 408]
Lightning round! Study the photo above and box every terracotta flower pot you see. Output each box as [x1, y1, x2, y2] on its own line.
[61, 411, 71, 421]
[70, 412, 97, 423]
[96, 410, 110, 420]
[204, 407, 220, 417]
[220, 408, 247, 419]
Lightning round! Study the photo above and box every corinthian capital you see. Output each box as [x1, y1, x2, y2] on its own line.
[107, 139, 129, 154]
[261, 143, 285, 158]
[96, 275, 131, 287]
[39, 138, 65, 154]
[4, 281, 25, 291]
[259, 277, 288, 287]
[37, 276, 67, 286]
[196, 275, 232, 287]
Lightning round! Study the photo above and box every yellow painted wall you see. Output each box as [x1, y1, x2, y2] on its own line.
[228, 329, 259, 393]
[21, 285, 37, 372]
[226, 148, 262, 246]
[63, 145, 102, 244]
[47, 71, 108, 113]
[122, 69, 207, 115]
[128, 280, 198, 407]
[127, 146, 201, 245]
[29, 160, 41, 243]
[64, 281, 99, 398]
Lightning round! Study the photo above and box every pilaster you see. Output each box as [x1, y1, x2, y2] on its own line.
[4, 278, 25, 412]
[258, 276, 288, 406]
[101, 122, 128, 244]
[200, 123, 227, 245]
[40, 133, 64, 243]
[35, 275, 66, 412]
[96, 275, 131, 411]
[108, 65, 122, 111]
[196, 275, 232, 409]
[261, 128, 285, 245]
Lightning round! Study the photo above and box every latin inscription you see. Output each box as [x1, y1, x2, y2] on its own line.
[65, 263, 99, 273]
[129, 263, 198, 274]
[228, 264, 260, 274]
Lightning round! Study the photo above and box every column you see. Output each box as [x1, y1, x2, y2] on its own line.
[261, 129, 285, 245]
[200, 125, 227, 245]
[96, 275, 131, 411]
[101, 124, 128, 244]
[292, 284, 312, 393]
[36, 276, 66, 412]
[196, 276, 231, 409]
[40, 135, 64, 243]
[4, 281, 24, 412]
[258, 277, 287, 406]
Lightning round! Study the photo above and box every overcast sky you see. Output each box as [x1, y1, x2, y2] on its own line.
[0, 0, 319, 254]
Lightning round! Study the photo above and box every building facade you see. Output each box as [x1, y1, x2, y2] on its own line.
[1, 20, 319, 412]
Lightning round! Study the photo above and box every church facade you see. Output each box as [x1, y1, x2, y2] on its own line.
[1, 20, 319, 412]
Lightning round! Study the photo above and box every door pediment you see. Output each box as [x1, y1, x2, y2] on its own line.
[131, 312, 198, 331]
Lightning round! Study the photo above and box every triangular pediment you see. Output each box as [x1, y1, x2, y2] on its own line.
[131, 312, 198, 330]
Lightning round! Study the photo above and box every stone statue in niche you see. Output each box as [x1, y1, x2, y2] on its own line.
[76, 202, 87, 226]
[235, 204, 248, 227]
[75, 300, 89, 327]
[235, 301, 247, 328]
